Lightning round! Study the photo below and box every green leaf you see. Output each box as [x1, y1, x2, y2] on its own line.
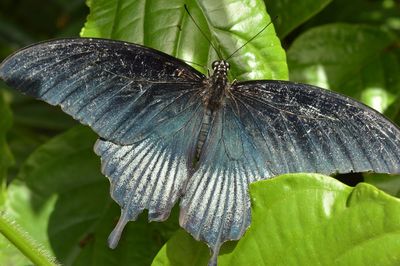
[3, 126, 179, 265]
[265, 0, 332, 38]
[2, 87, 77, 179]
[9, 96, 77, 131]
[287, 24, 400, 113]
[364, 173, 400, 198]
[152, 174, 400, 265]
[81, 0, 288, 80]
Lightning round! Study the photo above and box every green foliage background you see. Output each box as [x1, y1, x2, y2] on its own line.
[1, 0, 400, 265]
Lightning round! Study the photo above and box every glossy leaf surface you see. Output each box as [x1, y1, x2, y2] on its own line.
[81, 0, 288, 81]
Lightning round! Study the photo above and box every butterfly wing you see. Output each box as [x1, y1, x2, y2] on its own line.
[0, 38, 205, 145]
[231, 80, 400, 175]
[0, 38, 208, 247]
[180, 104, 264, 265]
[180, 80, 400, 265]
[95, 91, 204, 248]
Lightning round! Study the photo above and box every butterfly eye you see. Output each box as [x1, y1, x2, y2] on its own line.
[211, 61, 219, 70]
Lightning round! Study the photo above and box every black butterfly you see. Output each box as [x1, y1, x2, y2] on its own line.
[1, 38, 400, 265]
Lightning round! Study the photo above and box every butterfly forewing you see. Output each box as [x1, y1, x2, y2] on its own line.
[0, 37, 208, 250]
[230, 80, 400, 175]
[0, 38, 205, 145]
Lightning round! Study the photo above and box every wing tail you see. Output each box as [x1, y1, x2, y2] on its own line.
[180, 162, 251, 266]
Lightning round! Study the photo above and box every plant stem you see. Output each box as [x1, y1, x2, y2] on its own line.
[0, 212, 58, 266]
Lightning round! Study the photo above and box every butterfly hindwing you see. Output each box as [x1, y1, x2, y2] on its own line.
[0, 38, 205, 145]
[94, 85, 205, 248]
[179, 97, 273, 265]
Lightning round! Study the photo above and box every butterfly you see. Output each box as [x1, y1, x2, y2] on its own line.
[1, 38, 400, 265]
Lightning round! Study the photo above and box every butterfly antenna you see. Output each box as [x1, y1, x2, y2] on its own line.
[184, 5, 223, 59]
[181, 59, 208, 69]
[225, 16, 278, 61]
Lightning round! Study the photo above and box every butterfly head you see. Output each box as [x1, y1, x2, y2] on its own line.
[211, 60, 230, 75]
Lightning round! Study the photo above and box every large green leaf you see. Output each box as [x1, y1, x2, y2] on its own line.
[152, 174, 400, 265]
[81, 0, 288, 80]
[265, 0, 332, 38]
[3, 126, 179, 265]
[287, 24, 400, 114]
[364, 173, 400, 198]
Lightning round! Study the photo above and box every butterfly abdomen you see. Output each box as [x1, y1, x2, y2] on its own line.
[196, 108, 213, 160]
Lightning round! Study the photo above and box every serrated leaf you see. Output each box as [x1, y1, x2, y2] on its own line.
[265, 0, 332, 38]
[81, 0, 288, 80]
[152, 174, 400, 265]
[3, 126, 179, 265]
[287, 24, 400, 114]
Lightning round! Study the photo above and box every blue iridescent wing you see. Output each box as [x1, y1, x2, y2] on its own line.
[0, 38, 206, 248]
[231, 80, 400, 175]
[0, 38, 205, 145]
[180, 105, 263, 265]
[180, 80, 400, 265]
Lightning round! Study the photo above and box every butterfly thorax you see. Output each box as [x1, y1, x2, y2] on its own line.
[204, 60, 230, 111]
